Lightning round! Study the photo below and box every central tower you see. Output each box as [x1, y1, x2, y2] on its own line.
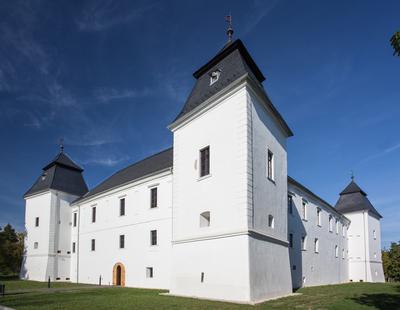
[168, 39, 293, 303]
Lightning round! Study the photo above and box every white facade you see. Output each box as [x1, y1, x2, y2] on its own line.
[22, 39, 386, 303]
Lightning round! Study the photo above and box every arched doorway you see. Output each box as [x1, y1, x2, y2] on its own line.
[112, 263, 125, 287]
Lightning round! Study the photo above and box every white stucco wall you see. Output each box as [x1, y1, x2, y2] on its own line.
[71, 171, 172, 289]
[288, 183, 349, 288]
[345, 211, 384, 282]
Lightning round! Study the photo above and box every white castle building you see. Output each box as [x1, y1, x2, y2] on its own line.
[21, 37, 385, 304]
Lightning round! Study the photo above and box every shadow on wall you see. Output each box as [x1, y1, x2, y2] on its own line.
[288, 198, 307, 290]
[351, 291, 400, 310]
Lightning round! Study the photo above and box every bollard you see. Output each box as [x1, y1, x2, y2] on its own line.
[48, 276, 51, 288]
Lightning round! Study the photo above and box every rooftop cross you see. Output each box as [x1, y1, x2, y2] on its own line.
[225, 14, 233, 43]
[59, 138, 64, 153]
[350, 170, 355, 181]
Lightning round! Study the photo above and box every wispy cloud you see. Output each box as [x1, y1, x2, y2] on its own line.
[76, 0, 159, 32]
[241, 0, 280, 36]
[81, 155, 130, 167]
[357, 142, 400, 165]
[94, 87, 150, 103]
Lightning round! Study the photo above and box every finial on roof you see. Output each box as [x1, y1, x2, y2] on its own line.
[350, 170, 355, 181]
[225, 14, 233, 43]
[59, 138, 64, 153]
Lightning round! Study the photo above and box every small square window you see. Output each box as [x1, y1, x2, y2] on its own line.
[146, 267, 153, 278]
[150, 230, 157, 246]
[34, 242, 38, 249]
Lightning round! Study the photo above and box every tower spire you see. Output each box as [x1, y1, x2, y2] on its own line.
[225, 14, 233, 43]
[59, 138, 64, 153]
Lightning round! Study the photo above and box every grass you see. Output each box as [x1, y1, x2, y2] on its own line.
[1, 280, 88, 291]
[0, 281, 398, 309]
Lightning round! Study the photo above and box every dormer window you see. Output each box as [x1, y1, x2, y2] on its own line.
[209, 69, 221, 85]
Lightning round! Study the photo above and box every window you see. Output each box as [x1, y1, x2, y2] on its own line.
[200, 211, 210, 227]
[268, 215, 275, 229]
[34, 242, 38, 249]
[302, 200, 307, 220]
[317, 208, 321, 226]
[289, 233, 293, 248]
[267, 150, 274, 180]
[119, 235, 125, 249]
[150, 188, 158, 208]
[150, 230, 157, 246]
[146, 267, 153, 278]
[200, 146, 210, 177]
[92, 207, 96, 223]
[201, 272, 205, 283]
[288, 195, 293, 214]
[329, 215, 333, 232]
[91, 239, 95, 251]
[336, 220, 339, 234]
[35, 217, 39, 227]
[73, 213, 77, 227]
[301, 235, 307, 251]
[72, 242, 76, 253]
[342, 249, 345, 259]
[373, 230, 376, 240]
[314, 238, 319, 253]
[120, 198, 125, 216]
[335, 245, 339, 258]
[209, 69, 221, 85]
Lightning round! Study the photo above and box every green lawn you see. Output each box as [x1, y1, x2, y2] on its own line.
[0, 281, 399, 309]
[1, 279, 89, 291]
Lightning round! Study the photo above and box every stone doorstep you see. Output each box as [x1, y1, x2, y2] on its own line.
[160, 292, 302, 305]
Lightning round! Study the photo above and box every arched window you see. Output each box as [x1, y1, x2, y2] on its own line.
[200, 211, 210, 227]
[268, 215, 274, 229]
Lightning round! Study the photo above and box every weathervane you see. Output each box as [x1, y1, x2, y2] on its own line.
[225, 14, 233, 43]
[59, 138, 64, 153]
[350, 170, 355, 181]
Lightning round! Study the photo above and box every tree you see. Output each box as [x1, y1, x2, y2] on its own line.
[391, 31, 400, 56]
[0, 224, 24, 276]
[382, 241, 400, 282]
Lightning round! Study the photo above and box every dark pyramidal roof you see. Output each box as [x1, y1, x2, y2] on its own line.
[73, 148, 173, 204]
[24, 152, 88, 198]
[335, 180, 382, 218]
[172, 39, 293, 136]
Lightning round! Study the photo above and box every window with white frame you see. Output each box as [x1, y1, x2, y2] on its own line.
[200, 211, 210, 227]
[120, 198, 125, 216]
[268, 215, 275, 229]
[302, 200, 307, 220]
[150, 230, 157, 246]
[288, 195, 293, 214]
[314, 238, 319, 253]
[267, 149, 274, 180]
[209, 69, 221, 85]
[301, 235, 307, 251]
[146, 267, 153, 278]
[119, 235, 125, 249]
[150, 188, 158, 208]
[200, 146, 210, 177]
[317, 208, 321, 226]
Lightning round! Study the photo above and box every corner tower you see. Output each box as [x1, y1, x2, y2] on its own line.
[21, 150, 88, 281]
[169, 39, 293, 303]
[335, 179, 385, 282]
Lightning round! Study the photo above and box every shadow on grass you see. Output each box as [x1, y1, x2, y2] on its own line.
[351, 293, 400, 310]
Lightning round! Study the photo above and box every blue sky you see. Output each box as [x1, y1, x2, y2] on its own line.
[0, 0, 399, 247]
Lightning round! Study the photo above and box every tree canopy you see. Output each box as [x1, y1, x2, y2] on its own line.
[382, 241, 400, 282]
[0, 224, 24, 276]
[391, 31, 400, 56]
